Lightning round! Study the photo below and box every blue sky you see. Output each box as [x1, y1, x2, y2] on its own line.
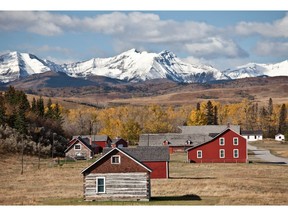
[1, 1, 288, 70]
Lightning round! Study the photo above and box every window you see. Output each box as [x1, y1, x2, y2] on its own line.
[111, 155, 120, 164]
[219, 138, 225, 146]
[96, 177, 105, 193]
[233, 137, 239, 145]
[219, 149, 225, 158]
[233, 149, 239, 158]
[74, 144, 81, 150]
[197, 150, 202, 159]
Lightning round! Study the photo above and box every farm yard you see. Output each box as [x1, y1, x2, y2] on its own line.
[1, 142, 288, 206]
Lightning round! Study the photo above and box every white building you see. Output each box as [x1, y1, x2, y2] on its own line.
[275, 133, 285, 141]
[241, 130, 263, 142]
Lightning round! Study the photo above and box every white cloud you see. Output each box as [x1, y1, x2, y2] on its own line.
[235, 13, 288, 38]
[253, 40, 288, 57]
[183, 37, 248, 59]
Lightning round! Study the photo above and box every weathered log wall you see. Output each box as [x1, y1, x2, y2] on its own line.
[84, 172, 150, 201]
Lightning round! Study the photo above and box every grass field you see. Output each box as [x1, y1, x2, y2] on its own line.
[0, 147, 288, 205]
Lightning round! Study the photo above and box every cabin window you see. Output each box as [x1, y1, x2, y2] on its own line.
[233, 149, 239, 158]
[74, 144, 81, 150]
[233, 137, 239, 145]
[111, 155, 120, 164]
[219, 149, 225, 158]
[219, 138, 225, 146]
[96, 177, 105, 193]
[197, 150, 202, 159]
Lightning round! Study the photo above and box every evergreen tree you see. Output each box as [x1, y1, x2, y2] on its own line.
[14, 103, 27, 134]
[213, 106, 218, 125]
[45, 98, 54, 119]
[196, 102, 200, 111]
[36, 96, 45, 117]
[206, 100, 214, 125]
[0, 93, 6, 125]
[31, 97, 37, 113]
[278, 104, 287, 134]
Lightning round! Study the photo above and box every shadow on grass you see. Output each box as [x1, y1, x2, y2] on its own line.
[169, 176, 216, 180]
[151, 194, 201, 201]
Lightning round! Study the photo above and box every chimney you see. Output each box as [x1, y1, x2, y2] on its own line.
[227, 122, 230, 128]
[111, 143, 116, 148]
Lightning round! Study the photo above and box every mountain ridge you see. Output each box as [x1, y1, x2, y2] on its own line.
[0, 49, 287, 84]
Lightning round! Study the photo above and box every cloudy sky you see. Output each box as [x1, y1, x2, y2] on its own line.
[1, 1, 288, 70]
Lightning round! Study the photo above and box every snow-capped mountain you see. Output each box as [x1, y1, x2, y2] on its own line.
[0, 49, 287, 84]
[61, 49, 223, 83]
[0, 51, 52, 83]
[222, 60, 288, 79]
[0, 49, 223, 83]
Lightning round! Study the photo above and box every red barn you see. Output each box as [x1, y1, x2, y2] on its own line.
[103, 146, 170, 179]
[186, 128, 247, 163]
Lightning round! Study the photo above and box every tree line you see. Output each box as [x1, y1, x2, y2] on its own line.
[0, 86, 67, 156]
[62, 98, 288, 144]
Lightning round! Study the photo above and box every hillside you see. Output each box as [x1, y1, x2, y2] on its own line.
[2, 75, 288, 109]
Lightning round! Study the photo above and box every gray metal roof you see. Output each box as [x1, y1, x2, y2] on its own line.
[103, 146, 170, 162]
[179, 125, 241, 135]
[73, 135, 111, 142]
[138, 133, 212, 147]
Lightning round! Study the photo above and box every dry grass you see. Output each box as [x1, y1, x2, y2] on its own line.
[0, 152, 288, 205]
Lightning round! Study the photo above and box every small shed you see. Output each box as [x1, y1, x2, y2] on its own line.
[81, 147, 152, 201]
[111, 137, 128, 148]
[275, 133, 285, 141]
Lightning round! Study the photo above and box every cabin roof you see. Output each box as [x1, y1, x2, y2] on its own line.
[103, 146, 170, 162]
[81, 147, 152, 174]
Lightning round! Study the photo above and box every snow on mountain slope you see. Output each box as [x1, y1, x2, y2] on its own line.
[0, 51, 51, 83]
[1, 49, 287, 84]
[222, 60, 288, 79]
[61, 49, 223, 83]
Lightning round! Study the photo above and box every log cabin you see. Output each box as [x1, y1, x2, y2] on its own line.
[81, 147, 152, 201]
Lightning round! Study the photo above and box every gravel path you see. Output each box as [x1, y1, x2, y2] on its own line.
[248, 143, 288, 164]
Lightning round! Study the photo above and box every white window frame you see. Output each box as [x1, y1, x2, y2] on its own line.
[197, 150, 202, 159]
[233, 149, 239, 158]
[74, 144, 81, 150]
[219, 149, 225, 158]
[219, 138, 225, 146]
[233, 137, 239, 146]
[111, 155, 121, 164]
[96, 177, 105, 194]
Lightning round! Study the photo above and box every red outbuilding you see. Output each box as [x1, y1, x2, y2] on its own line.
[186, 128, 247, 163]
[103, 146, 170, 179]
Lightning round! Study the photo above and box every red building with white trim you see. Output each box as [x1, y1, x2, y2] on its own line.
[186, 128, 247, 163]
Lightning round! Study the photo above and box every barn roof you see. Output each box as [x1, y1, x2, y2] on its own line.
[73, 135, 111, 142]
[103, 146, 170, 162]
[179, 125, 241, 135]
[81, 147, 152, 174]
[138, 133, 212, 147]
